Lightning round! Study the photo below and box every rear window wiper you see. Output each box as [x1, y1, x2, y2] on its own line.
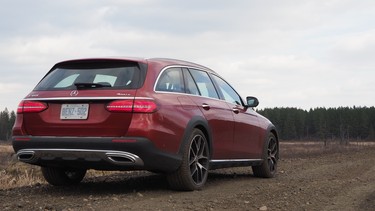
[74, 82, 112, 89]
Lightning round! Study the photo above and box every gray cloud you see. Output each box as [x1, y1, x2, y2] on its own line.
[1, 0, 375, 111]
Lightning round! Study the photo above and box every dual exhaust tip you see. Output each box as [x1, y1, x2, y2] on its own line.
[16, 149, 144, 166]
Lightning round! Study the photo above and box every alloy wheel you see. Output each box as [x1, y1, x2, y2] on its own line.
[188, 134, 209, 185]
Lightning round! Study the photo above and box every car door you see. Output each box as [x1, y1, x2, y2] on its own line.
[185, 68, 237, 159]
[210, 74, 262, 159]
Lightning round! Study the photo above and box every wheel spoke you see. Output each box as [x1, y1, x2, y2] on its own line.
[266, 136, 278, 173]
[268, 139, 278, 158]
[197, 138, 205, 156]
[268, 158, 275, 172]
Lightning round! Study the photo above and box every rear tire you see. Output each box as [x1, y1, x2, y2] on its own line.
[167, 129, 210, 191]
[252, 133, 278, 178]
[41, 167, 86, 186]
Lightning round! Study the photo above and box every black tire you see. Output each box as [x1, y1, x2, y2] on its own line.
[167, 128, 210, 191]
[252, 133, 278, 178]
[41, 167, 86, 186]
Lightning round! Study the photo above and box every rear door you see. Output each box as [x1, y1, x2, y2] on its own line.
[185, 69, 236, 159]
[22, 59, 147, 137]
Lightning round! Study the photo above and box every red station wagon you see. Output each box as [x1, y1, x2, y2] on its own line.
[12, 58, 279, 190]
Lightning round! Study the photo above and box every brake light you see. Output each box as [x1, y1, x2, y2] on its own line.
[133, 100, 158, 113]
[17, 101, 48, 114]
[106, 100, 133, 112]
[106, 99, 158, 113]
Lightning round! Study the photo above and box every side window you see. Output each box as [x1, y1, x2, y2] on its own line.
[183, 69, 200, 95]
[155, 67, 185, 93]
[211, 74, 242, 105]
[189, 69, 219, 99]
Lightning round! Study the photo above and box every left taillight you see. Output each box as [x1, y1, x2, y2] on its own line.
[17, 101, 48, 114]
[106, 99, 158, 113]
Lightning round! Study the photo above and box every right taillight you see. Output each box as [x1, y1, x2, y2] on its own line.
[17, 101, 48, 113]
[106, 99, 158, 113]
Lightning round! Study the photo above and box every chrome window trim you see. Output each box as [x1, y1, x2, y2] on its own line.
[154, 65, 224, 100]
[22, 97, 154, 101]
[153, 65, 246, 107]
[153, 65, 210, 92]
[155, 89, 238, 104]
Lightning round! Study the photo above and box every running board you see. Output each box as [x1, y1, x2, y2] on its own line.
[209, 159, 263, 170]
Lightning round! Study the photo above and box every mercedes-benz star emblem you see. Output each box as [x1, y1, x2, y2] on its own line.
[70, 90, 79, 96]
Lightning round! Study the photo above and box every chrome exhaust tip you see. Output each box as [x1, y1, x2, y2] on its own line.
[106, 152, 144, 166]
[17, 150, 36, 162]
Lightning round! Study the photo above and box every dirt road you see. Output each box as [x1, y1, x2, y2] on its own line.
[1, 147, 374, 210]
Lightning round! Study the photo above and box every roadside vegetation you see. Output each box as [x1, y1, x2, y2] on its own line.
[258, 107, 375, 142]
[0, 108, 15, 141]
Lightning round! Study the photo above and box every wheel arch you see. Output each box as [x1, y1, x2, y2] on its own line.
[178, 116, 213, 159]
[261, 124, 279, 160]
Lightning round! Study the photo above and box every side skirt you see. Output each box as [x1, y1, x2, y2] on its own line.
[209, 159, 263, 170]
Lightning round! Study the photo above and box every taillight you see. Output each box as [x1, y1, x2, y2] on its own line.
[133, 100, 158, 113]
[17, 101, 48, 114]
[106, 100, 133, 112]
[106, 99, 158, 113]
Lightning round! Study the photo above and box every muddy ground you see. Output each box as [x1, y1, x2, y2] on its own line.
[0, 145, 374, 211]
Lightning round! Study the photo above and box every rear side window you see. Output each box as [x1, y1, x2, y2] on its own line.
[34, 61, 145, 90]
[155, 68, 185, 93]
[183, 69, 200, 95]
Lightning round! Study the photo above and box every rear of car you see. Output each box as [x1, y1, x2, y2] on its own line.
[12, 57, 279, 190]
[12, 58, 182, 173]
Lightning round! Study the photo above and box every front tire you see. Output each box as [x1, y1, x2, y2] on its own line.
[252, 133, 278, 178]
[41, 167, 86, 186]
[167, 129, 210, 191]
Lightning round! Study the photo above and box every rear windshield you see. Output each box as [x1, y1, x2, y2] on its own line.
[34, 61, 146, 91]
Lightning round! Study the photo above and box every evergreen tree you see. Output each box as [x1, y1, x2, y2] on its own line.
[0, 108, 15, 141]
[258, 106, 375, 141]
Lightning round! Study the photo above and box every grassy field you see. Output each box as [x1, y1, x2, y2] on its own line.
[1, 140, 375, 190]
[0, 144, 44, 189]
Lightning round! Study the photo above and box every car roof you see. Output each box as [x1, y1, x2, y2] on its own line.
[55, 57, 216, 74]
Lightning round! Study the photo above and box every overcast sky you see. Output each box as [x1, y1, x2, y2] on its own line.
[1, 0, 375, 111]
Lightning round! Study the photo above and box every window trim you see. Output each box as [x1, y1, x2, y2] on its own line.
[154, 65, 245, 105]
[153, 65, 209, 94]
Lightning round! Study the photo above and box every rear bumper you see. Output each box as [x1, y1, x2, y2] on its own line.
[12, 136, 181, 173]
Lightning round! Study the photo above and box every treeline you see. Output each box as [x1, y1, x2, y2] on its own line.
[0, 108, 16, 141]
[258, 107, 375, 142]
[1, 107, 375, 142]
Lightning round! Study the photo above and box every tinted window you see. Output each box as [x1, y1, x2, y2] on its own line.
[35, 65, 141, 90]
[155, 68, 185, 93]
[211, 74, 242, 105]
[189, 69, 219, 99]
[183, 69, 200, 95]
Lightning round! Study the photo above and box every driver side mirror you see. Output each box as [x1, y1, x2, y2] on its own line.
[245, 96, 259, 108]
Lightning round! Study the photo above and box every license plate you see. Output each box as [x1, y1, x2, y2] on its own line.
[60, 104, 89, 120]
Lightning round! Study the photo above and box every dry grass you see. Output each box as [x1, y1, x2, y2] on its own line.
[0, 143, 121, 190]
[1, 140, 375, 190]
[280, 140, 375, 158]
[0, 144, 45, 189]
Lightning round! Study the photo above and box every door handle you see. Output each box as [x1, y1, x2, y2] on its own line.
[202, 103, 210, 110]
[232, 108, 239, 114]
